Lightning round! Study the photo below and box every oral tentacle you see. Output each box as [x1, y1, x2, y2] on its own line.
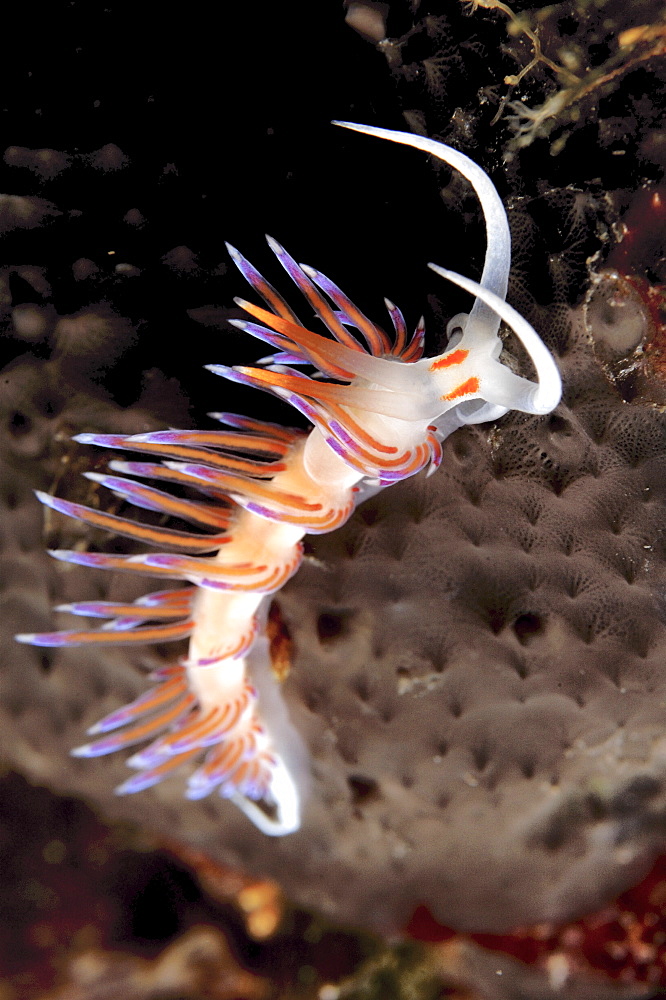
[333, 121, 512, 345]
[429, 266, 563, 415]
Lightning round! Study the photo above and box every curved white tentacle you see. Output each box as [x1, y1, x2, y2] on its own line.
[333, 121, 511, 346]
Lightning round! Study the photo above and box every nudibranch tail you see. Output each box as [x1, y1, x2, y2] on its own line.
[17, 416, 310, 835]
[17, 122, 561, 837]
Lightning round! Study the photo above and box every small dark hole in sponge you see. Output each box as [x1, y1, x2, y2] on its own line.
[548, 414, 571, 436]
[9, 411, 32, 436]
[488, 609, 507, 634]
[317, 612, 347, 644]
[513, 613, 544, 645]
[512, 658, 529, 680]
[348, 774, 380, 806]
[351, 675, 371, 702]
[358, 504, 381, 527]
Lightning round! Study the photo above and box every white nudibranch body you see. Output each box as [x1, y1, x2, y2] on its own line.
[16, 122, 561, 835]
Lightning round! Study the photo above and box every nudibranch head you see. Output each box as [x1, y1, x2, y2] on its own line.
[220, 124, 560, 477]
[16, 121, 561, 837]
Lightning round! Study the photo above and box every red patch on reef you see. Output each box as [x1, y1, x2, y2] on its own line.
[607, 186, 666, 279]
[632, 276, 666, 376]
[406, 854, 666, 987]
[596, 184, 666, 384]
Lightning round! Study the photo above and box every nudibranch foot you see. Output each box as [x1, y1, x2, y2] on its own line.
[17, 121, 561, 837]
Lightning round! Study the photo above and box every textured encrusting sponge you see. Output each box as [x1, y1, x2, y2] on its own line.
[265, 323, 666, 930]
[6, 298, 666, 935]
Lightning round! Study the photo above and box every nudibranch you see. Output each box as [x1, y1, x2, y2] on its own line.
[16, 122, 561, 835]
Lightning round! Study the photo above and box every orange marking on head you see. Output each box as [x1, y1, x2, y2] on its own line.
[442, 376, 479, 401]
[429, 348, 469, 371]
